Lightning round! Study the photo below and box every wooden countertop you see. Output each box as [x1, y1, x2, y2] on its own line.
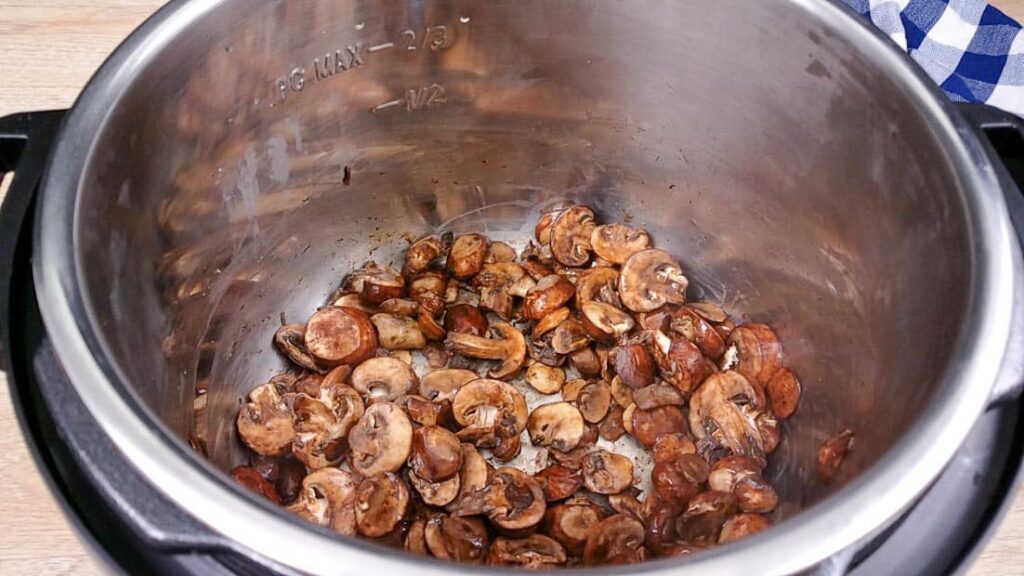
[1, 1, 1022, 574]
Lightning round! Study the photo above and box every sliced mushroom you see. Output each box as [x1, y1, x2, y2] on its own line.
[576, 267, 621, 306]
[521, 253, 555, 281]
[644, 505, 685, 556]
[670, 306, 726, 359]
[291, 395, 349, 469]
[688, 301, 728, 323]
[652, 330, 716, 396]
[758, 412, 781, 455]
[583, 450, 634, 495]
[583, 514, 647, 566]
[447, 233, 490, 279]
[401, 394, 444, 427]
[409, 425, 463, 482]
[420, 368, 478, 402]
[523, 275, 576, 321]
[248, 455, 306, 504]
[580, 301, 636, 345]
[610, 375, 635, 408]
[445, 323, 527, 380]
[569, 346, 603, 379]
[379, 298, 423, 319]
[348, 402, 413, 476]
[409, 468, 462, 506]
[417, 307, 446, 341]
[350, 357, 418, 402]
[305, 307, 378, 366]
[444, 303, 488, 337]
[652, 454, 709, 505]
[818, 428, 855, 483]
[578, 380, 612, 423]
[274, 324, 320, 372]
[708, 455, 778, 513]
[528, 402, 586, 452]
[485, 241, 517, 263]
[370, 313, 427, 350]
[633, 383, 685, 410]
[535, 206, 568, 245]
[330, 292, 378, 314]
[237, 382, 296, 456]
[450, 467, 546, 530]
[653, 433, 697, 464]
[403, 233, 452, 279]
[423, 341, 451, 368]
[525, 362, 566, 394]
[549, 205, 596, 266]
[618, 249, 689, 313]
[728, 323, 784, 385]
[551, 316, 590, 355]
[631, 405, 688, 447]
[447, 443, 490, 510]
[409, 272, 448, 317]
[230, 465, 281, 504]
[590, 224, 651, 264]
[543, 502, 604, 556]
[287, 468, 359, 535]
[615, 342, 658, 390]
[689, 371, 767, 465]
[487, 534, 567, 568]
[676, 491, 738, 546]
[452, 379, 529, 447]
[598, 405, 627, 441]
[718, 513, 772, 544]
[607, 493, 646, 524]
[405, 518, 429, 555]
[532, 306, 571, 340]
[425, 514, 490, 563]
[355, 472, 410, 538]
[507, 275, 537, 298]
[535, 464, 583, 501]
[766, 367, 801, 419]
[561, 378, 587, 402]
[347, 262, 405, 305]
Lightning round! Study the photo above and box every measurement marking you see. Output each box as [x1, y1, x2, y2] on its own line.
[368, 42, 393, 53]
[371, 99, 403, 113]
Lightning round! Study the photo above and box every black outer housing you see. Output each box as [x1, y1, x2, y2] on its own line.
[0, 106, 1022, 575]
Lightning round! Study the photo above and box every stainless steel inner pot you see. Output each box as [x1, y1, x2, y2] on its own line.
[32, 0, 1022, 573]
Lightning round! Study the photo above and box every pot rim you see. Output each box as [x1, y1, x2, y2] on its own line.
[32, 0, 1017, 573]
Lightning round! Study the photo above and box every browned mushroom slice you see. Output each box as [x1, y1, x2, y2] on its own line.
[580, 301, 636, 345]
[652, 453, 709, 505]
[615, 342, 658, 390]
[531, 307, 570, 341]
[444, 303, 488, 337]
[688, 301, 728, 323]
[524, 402, 583, 453]
[452, 379, 529, 447]
[676, 491, 739, 546]
[576, 266, 621, 307]
[330, 292, 378, 314]
[757, 412, 781, 455]
[420, 368, 478, 402]
[487, 534, 568, 568]
[689, 371, 767, 465]
[409, 468, 462, 506]
[818, 428, 855, 483]
[417, 306, 446, 341]
[535, 464, 583, 501]
[485, 241, 517, 264]
[370, 313, 427, 350]
[644, 506, 685, 556]
[569, 346, 603, 379]
[766, 367, 801, 419]
[670, 306, 726, 359]
[409, 425, 463, 482]
[718, 513, 772, 544]
[287, 468, 359, 535]
[652, 330, 716, 396]
[409, 272, 448, 317]
[523, 275, 576, 320]
[447, 443, 490, 511]
[582, 513, 647, 566]
[318, 379, 364, 427]
[401, 394, 443, 427]
[377, 298, 419, 317]
[237, 383, 296, 457]
[445, 323, 527, 380]
[348, 402, 413, 476]
[561, 378, 587, 402]
[618, 249, 689, 313]
[525, 362, 566, 394]
[355, 472, 410, 538]
[425, 514, 490, 563]
[405, 518, 429, 555]
[403, 233, 452, 279]
[589, 223, 651, 264]
[451, 467, 546, 530]
[474, 261, 527, 289]
[543, 501, 604, 556]
[230, 466, 281, 504]
[631, 405, 688, 447]
[551, 316, 590, 355]
[291, 395, 348, 470]
[708, 455, 778, 513]
[633, 383, 685, 410]
[423, 341, 451, 369]
[549, 205, 596, 267]
[447, 233, 490, 279]
[598, 405, 627, 441]
[350, 357, 418, 403]
[305, 307, 378, 366]
[653, 433, 697, 464]
[521, 254, 555, 282]
[610, 375, 635, 408]
[578, 380, 612, 423]
[582, 450, 634, 495]
[728, 323, 784, 385]
[347, 262, 405, 305]
[274, 324, 320, 372]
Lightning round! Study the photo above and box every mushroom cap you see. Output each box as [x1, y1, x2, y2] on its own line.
[347, 262, 404, 305]
[631, 404, 688, 447]
[487, 534, 567, 568]
[403, 234, 452, 279]
[818, 428, 855, 483]
[409, 468, 462, 506]
[549, 205, 596, 267]
[409, 425, 463, 482]
[633, 383, 685, 410]
[652, 330, 716, 396]
[419, 368, 478, 402]
[590, 224, 651, 264]
[543, 502, 604, 555]
[230, 465, 281, 504]
[523, 275, 576, 321]
[445, 323, 527, 380]
[289, 468, 359, 535]
[598, 405, 627, 441]
[578, 381, 613, 423]
[452, 379, 529, 437]
[653, 433, 697, 464]
[447, 233, 490, 279]
[582, 450, 634, 494]
[618, 249, 689, 313]
[350, 356, 419, 402]
[527, 402, 586, 452]
[525, 362, 566, 394]
[447, 443, 490, 511]
[452, 467, 547, 530]
[444, 304, 488, 337]
[766, 367, 801, 419]
[670, 306, 726, 359]
[580, 301, 636, 344]
[409, 272, 448, 316]
[348, 402, 414, 476]
[236, 383, 297, 457]
[582, 514, 647, 566]
[615, 342, 658, 390]
[531, 306, 571, 340]
[535, 464, 583, 501]
[550, 317, 590, 355]
[305, 307, 378, 366]
[718, 513, 772, 544]
[576, 267, 621, 306]
[569, 346, 603, 379]
[728, 323, 784, 385]
[355, 472, 410, 538]
[274, 324, 320, 372]
[677, 491, 739, 545]
[689, 371, 767, 464]
[425, 514, 490, 563]
[485, 241, 517, 263]
[370, 313, 427, 351]
[652, 454, 709, 504]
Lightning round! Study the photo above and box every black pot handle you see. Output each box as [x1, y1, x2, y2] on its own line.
[0, 110, 64, 372]
[957, 104, 1024, 406]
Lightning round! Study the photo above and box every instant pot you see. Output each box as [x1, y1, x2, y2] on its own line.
[2, 0, 1024, 574]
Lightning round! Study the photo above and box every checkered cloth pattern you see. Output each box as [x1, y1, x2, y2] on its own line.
[842, 0, 1024, 115]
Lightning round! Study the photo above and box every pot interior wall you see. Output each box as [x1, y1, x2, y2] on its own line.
[72, 0, 970, 523]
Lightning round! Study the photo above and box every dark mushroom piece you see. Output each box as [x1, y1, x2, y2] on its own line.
[274, 324, 320, 372]
[582, 514, 647, 566]
[561, 378, 587, 402]
[418, 307, 446, 341]
[818, 428, 855, 483]
[445, 323, 527, 380]
[670, 306, 726, 359]
[549, 205, 596, 267]
[487, 534, 567, 568]
[345, 262, 405, 305]
[676, 491, 739, 546]
[653, 433, 697, 464]
[425, 514, 491, 563]
[652, 330, 716, 397]
[237, 383, 296, 457]
[630, 405, 688, 448]
[576, 267, 621, 307]
[355, 472, 410, 538]
[447, 233, 490, 280]
[287, 468, 359, 536]
[409, 425, 463, 482]
[583, 450, 634, 495]
[598, 405, 627, 441]
[689, 371, 768, 465]
[718, 513, 772, 544]
[378, 298, 420, 318]
[419, 368, 478, 403]
[633, 383, 685, 410]
[618, 249, 689, 313]
[728, 323, 784, 385]
[450, 467, 547, 530]
[291, 394, 349, 470]
[532, 306, 571, 340]
[523, 275, 576, 321]
[451, 379, 529, 448]
[543, 500, 605, 556]
[348, 402, 413, 476]
[370, 313, 427, 350]
[535, 464, 583, 501]
[447, 443, 490, 511]
[615, 342, 658, 390]
[652, 453, 709, 505]
[444, 303, 488, 337]
[474, 262, 527, 320]
[409, 468, 462, 506]
[766, 367, 802, 419]
[708, 455, 778, 513]
[405, 518, 429, 555]
[550, 316, 591, 355]
[578, 380, 612, 423]
[485, 241, 517, 263]
[350, 356, 418, 403]
[527, 402, 586, 452]
[305, 307, 378, 366]
[330, 292, 378, 314]
[581, 301, 636, 345]
[610, 375, 635, 408]
[535, 204, 572, 245]
[591, 224, 651, 264]
[569, 346, 603, 379]
[409, 272, 448, 317]
[403, 233, 452, 279]
[230, 465, 281, 504]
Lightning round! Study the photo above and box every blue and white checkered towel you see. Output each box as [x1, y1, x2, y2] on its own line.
[843, 0, 1024, 115]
